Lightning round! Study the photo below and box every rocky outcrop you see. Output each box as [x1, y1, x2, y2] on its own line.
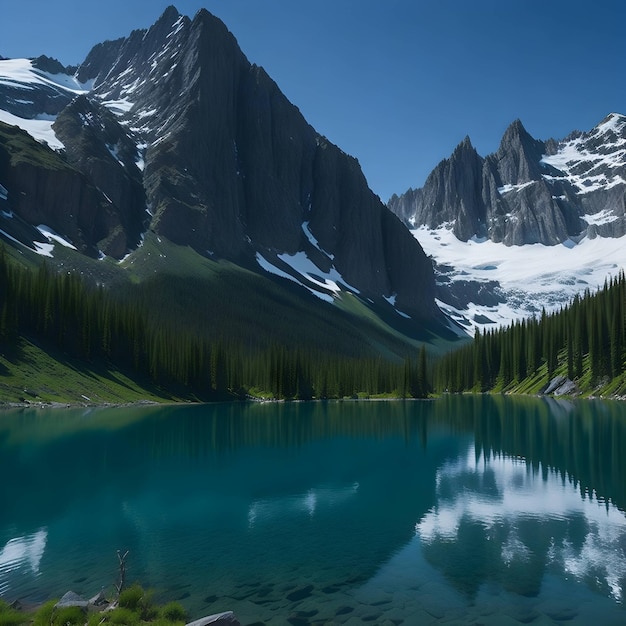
[0, 122, 141, 258]
[389, 137, 488, 241]
[540, 376, 578, 397]
[53, 96, 147, 257]
[389, 115, 626, 246]
[494, 119, 547, 185]
[55, 591, 89, 609]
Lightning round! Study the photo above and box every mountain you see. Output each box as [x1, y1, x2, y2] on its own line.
[0, 5, 444, 340]
[389, 114, 626, 246]
[388, 114, 626, 334]
[0, 5, 463, 407]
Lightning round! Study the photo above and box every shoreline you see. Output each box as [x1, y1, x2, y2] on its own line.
[1, 389, 625, 413]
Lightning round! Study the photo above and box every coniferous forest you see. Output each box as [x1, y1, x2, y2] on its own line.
[435, 272, 626, 396]
[0, 249, 431, 401]
[2, 244, 626, 403]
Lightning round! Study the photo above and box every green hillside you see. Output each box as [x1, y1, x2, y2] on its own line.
[0, 239, 462, 404]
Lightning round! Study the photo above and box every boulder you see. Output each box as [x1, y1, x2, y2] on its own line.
[89, 588, 108, 606]
[55, 591, 89, 609]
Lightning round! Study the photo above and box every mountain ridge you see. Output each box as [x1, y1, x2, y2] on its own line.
[389, 113, 626, 246]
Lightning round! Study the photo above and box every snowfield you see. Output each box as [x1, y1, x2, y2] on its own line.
[413, 224, 626, 335]
[0, 58, 92, 150]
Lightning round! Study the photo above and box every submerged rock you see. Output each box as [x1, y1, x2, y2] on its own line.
[185, 611, 241, 626]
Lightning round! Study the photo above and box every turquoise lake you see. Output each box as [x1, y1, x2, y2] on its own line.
[1, 396, 625, 624]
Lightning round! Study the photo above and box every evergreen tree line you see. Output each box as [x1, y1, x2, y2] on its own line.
[0, 250, 430, 400]
[435, 272, 626, 393]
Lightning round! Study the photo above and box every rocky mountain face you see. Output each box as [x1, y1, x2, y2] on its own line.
[0, 122, 136, 258]
[0, 6, 438, 322]
[389, 114, 626, 246]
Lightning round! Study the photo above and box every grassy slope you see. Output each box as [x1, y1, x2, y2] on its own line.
[0, 338, 179, 405]
[0, 234, 465, 404]
[115, 234, 463, 358]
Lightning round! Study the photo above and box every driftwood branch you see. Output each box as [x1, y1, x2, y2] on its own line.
[114, 550, 129, 597]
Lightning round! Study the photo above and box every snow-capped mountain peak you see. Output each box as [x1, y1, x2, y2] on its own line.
[541, 112, 626, 196]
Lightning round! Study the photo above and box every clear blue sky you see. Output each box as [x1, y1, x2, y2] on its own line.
[2, 1, 625, 201]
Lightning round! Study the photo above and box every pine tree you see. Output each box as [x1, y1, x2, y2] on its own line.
[417, 345, 429, 397]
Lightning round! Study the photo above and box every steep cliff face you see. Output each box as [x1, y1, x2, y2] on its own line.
[389, 115, 626, 246]
[52, 96, 147, 257]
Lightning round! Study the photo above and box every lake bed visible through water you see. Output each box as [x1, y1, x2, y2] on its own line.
[1, 396, 625, 624]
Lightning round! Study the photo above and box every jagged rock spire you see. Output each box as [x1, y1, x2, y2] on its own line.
[389, 113, 626, 246]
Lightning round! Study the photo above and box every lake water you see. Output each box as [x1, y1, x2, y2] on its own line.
[1, 396, 625, 625]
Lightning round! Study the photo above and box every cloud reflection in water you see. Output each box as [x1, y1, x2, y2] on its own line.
[416, 445, 626, 601]
[0, 529, 47, 595]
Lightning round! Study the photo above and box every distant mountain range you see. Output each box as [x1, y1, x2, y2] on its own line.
[389, 113, 626, 245]
[388, 114, 626, 333]
[0, 5, 440, 342]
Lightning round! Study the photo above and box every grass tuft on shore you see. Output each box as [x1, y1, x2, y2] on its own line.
[0, 586, 188, 626]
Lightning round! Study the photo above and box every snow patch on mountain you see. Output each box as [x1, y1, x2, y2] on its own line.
[256, 252, 333, 303]
[498, 181, 535, 195]
[36, 225, 76, 250]
[584, 209, 620, 226]
[302, 221, 334, 259]
[0, 109, 64, 150]
[0, 58, 93, 149]
[279, 251, 346, 294]
[103, 98, 134, 116]
[135, 142, 148, 171]
[168, 16, 186, 38]
[414, 225, 626, 335]
[257, 248, 414, 318]
[256, 250, 363, 304]
[381, 293, 411, 319]
[0, 58, 89, 94]
[106, 142, 124, 167]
